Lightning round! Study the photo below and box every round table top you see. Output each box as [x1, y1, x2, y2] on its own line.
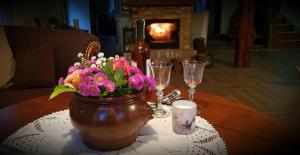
[0, 88, 295, 154]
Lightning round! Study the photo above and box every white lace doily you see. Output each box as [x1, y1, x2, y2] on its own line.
[0, 110, 227, 155]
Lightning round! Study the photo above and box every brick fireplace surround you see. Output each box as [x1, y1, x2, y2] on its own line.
[128, 0, 197, 59]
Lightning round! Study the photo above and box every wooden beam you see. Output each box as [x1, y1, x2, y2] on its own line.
[234, 0, 255, 68]
[127, 0, 197, 6]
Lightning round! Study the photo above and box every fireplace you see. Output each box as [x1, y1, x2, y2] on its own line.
[128, 0, 196, 57]
[145, 19, 180, 49]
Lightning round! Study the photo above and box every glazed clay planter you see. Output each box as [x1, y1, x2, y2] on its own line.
[69, 91, 153, 151]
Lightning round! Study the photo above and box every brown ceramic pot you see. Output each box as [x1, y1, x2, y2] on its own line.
[69, 91, 153, 151]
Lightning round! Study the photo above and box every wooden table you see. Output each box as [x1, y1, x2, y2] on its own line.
[0, 89, 296, 154]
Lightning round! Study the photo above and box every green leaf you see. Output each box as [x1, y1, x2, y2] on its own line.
[114, 68, 125, 87]
[49, 85, 77, 100]
[114, 68, 124, 81]
[119, 87, 132, 95]
[120, 79, 128, 86]
[99, 90, 108, 97]
[103, 60, 113, 80]
[115, 79, 128, 88]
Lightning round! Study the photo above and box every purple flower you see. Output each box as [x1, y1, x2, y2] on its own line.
[80, 75, 90, 84]
[68, 66, 78, 75]
[88, 84, 100, 96]
[104, 80, 115, 93]
[79, 83, 100, 97]
[93, 72, 108, 86]
[91, 67, 100, 73]
[79, 83, 89, 96]
[82, 68, 93, 75]
[144, 76, 156, 91]
[89, 58, 96, 64]
[129, 66, 142, 75]
[58, 77, 64, 85]
[128, 74, 145, 91]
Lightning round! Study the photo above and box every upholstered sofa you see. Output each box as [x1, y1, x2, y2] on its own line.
[0, 25, 100, 109]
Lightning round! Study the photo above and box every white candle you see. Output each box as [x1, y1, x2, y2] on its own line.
[172, 100, 197, 135]
[176, 105, 193, 109]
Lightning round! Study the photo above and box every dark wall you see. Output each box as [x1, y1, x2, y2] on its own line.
[281, 0, 300, 28]
[0, 0, 64, 27]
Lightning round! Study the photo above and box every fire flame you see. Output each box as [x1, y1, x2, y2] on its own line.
[147, 23, 176, 41]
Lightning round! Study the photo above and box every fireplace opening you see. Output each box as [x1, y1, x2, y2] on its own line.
[145, 19, 180, 49]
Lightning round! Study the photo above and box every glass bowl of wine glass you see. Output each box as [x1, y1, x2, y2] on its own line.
[182, 59, 206, 101]
[149, 59, 173, 118]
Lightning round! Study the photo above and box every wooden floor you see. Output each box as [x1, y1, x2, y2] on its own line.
[170, 41, 300, 134]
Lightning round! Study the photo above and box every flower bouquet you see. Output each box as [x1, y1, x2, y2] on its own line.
[49, 52, 156, 150]
[49, 52, 155, 99]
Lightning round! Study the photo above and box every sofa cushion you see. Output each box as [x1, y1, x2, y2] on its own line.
[13, 45, 56, 88]
[4, 26, 99, 79]
[0, 26, 15, 88]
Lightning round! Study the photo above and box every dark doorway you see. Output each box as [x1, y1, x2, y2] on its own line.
[90, 0, 116, 36]
[206, 0, 222, 33]
[90, 0, 117, 57]
[253, 0, 269, 47]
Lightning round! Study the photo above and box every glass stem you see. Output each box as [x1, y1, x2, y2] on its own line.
[156, 90, 164, 112]
[188, 87, 195, 101]
[156, 90, 164, 109]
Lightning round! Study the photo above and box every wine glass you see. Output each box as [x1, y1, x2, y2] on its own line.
[182, 59, 206, 101]
[149, 59, 173, 118]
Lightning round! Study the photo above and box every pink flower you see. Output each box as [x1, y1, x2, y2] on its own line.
[58, 77, 64, 85]
[88, 84, 100, 96]
[113, 58, 130, 74]
[128, 74, 145, 91]
[82, 68, 93, 75]
[93, 72, 108, 86]
[129, 66, 142, 75]
[89, 59, 96, 64]
[104, 80, 115, 93]
[79, 83, 100, 97]
[144, 76, 156, 91]
[68, 66, 79, 75]
[80, 75, 90, 84]
[91, 67, 100, 73]
[79, 83, 89, 96]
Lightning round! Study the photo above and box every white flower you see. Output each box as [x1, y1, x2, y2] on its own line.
[97, 52, 104, 58]
[90, 64, 97, 68]
[100, 57, 106, 61]
[96, 59, 102, 65]
[108, 57, 114, 60]
[115, 55, 119, 59]
[91, 56, 97, 61]
[77, 52, 84, 58]
[74, 62, 81, 67]
[102, 62, 106, 66]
